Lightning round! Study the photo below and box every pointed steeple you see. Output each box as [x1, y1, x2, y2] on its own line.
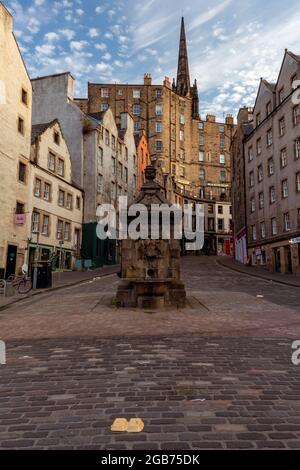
[192, 79, 200, 119]
[176, 17, 191, 97]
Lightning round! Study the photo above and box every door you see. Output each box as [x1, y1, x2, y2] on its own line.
[5, 245, 17, 279]
[274, 249, 281, 273]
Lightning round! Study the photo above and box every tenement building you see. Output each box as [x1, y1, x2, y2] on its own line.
[231, 107, 254, 264]
[75, 18, 235, 255]
[29, 120, 83, 271]
[242, 50, 300, 274]
[0, 3, 32, 278]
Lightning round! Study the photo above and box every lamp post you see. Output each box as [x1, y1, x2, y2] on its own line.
[32, 231, 40, 290]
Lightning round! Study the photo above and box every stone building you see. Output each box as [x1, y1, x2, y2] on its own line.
[29, 120, 83, 271]
[82, 109, 137, 266]
[0, 2, 32, 278]
[242, 50, 300, 274]
[75, 17, 234, 255]
[31, 73, 137, 268]
[231, 107, 253, 263]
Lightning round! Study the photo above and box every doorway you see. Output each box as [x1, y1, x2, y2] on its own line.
[5, 245, 17, 279]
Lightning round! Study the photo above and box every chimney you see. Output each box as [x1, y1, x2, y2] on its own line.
[164, 77, 171, 89]
[206, 114, 216, 123]
[237, 107, 253, 126]
[144, 73, 152, 86]
[225, 114, 234, 126]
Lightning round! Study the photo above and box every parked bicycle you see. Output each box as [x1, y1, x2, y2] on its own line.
[6, 274, 32, 294]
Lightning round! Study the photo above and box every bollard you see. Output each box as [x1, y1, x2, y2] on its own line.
[4, 282, 15, 297]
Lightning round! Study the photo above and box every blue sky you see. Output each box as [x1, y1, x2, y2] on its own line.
[6, 0, 300, 119]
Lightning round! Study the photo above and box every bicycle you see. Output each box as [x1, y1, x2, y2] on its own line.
[6, 274, 32, 294]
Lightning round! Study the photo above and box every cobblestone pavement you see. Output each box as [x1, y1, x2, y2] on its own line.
[0, 257, 299, 449]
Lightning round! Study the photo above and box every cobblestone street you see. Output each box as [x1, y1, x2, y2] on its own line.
[0, 257, 300, 449]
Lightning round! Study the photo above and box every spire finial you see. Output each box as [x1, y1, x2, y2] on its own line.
[176, 17, 191, 97]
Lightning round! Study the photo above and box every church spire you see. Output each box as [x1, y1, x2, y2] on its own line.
[176, 17, 191, 97]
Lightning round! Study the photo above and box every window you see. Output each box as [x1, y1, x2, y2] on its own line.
[155, 104, 163, 116]
[261, 222, 266, 239]
[134, 121, 141, 132]
[118, 89, 123, 96]
[180, 166, 185, 178]
[249, 171, 254, 187]
[279, 87, 284, 103]
[54, 131, 60, 145]
[44, 183, 51, 201]
[208, 218, 215, 231]
[258, 165, 263, 182]
[282, 179, 289, 198]
[18, 117, 24, 134]
[267, 129, 273, 146]
[34, 178, 41, 197]
[199, 151, 205, 162]
[16, 202, 25, 214]
[32, 212, 40, 233]
[118, 162, 123, 179]
[252, 225, 257, 241]
[256, 138, 262, 155]
[251, 198, 255, 213]
[156, 140, 163, 153]
[58, 159, 64, 177]
[279, 117, 285, 136]
[48, 153, 55, 172]
[64, 222, 71, 241]
[259, 192, 264, 209]
[21, 88, 28, 105]
[199, 169, 205, 180]
[124, 167, 128, 183]
[293, 105, 300, 126]
[76, 196, 81, 209]
[296, 172, 300, 192]
[218, 206, 223, 215]
[266, 101, 272, 117]
[248, 147, 254, 161]
[220, 154, 225, 165]
[112, 157, 116, 175]
[133, 89, 140, 99]
[133, 104, 141, 115]
[199, 135, 205, 146]
[180, 149, 185, 160]
[42, 215, 49, 236]
[125, 147, 128, 161]
[218, 219, 224, 232]
[280, 148, 287, 168]
[66, 194, 72, 210]
[220, 137, 225, 149]
[180, 114, 185, 125]
[57, 219, 63, 240]
[58, 190, 65, 206]
[98, 147, 103, 167]
[284, 212, 291, 231]
[156, 122, 162, 133]
[220, 170, 226, 183]
[180, 130, 184, 141]
[101, 88, 109, 98]
[268, 157, 274, 176]
[105, 129, 110, 146]
[171, 164, 176, 175]
[256, 113, 261, 126]
[295, 139, 300, 159]
[156, 89, 162, 98]
[270, 186, 276, 204]
[208, 204, 214, 214]
[219, 125, 225, 133]
[18, 162, 26, 183]
[101, 103, 109, 112]
[97, 174, 103, 193]
[271, 218, 277, 236]
[198, 122, 204, 130]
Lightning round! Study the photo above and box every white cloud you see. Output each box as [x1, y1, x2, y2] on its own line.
[102, 52, 112, 61]
[70, 40, 89, 51]
[88, 28, 99, 38]
[60, 29, 76, 40]
[95, 43, 107, 50]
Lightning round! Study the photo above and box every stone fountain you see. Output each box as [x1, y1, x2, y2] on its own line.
[116, 165, 186, 309]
